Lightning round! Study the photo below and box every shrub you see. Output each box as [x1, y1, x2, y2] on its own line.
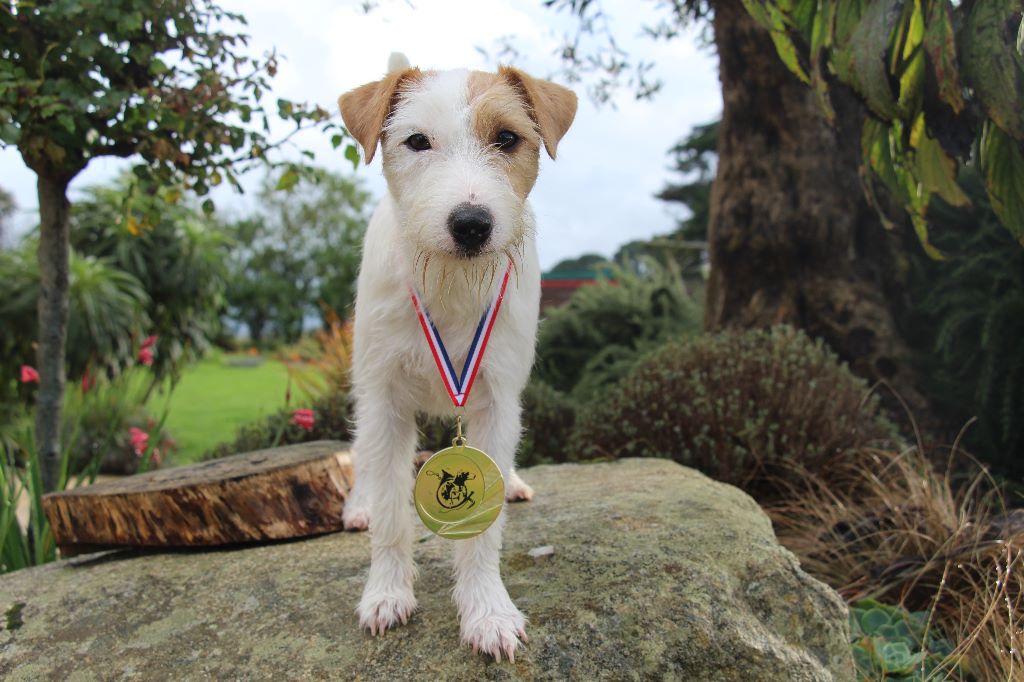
[570, 326, 896, 492]
[200, 392, 352, 461]
[518, 380, 577, 467]
[533, 259, 701, 402]
[770, 446, 1022, 681]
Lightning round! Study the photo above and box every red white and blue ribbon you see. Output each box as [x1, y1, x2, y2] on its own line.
[410, 262, 513, 408]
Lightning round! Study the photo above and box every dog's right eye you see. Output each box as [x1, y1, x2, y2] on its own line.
[405, 134, 431, 151]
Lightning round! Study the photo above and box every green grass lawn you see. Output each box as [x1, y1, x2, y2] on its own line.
[153, 352, 291, 465]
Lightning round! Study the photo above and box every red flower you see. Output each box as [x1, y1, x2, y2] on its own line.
[138, 347, 154, 366]
[129, 427, 149, 456]
[141, 335, 158, 349]
[291, 408, 315, 432]
[20, 365, 40, 383]
[81, 365, 96, 394]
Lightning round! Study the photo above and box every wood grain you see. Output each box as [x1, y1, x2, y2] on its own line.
[42, 441, 352, 555]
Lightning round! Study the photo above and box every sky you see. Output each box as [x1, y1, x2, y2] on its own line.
[0, 0, 721, 270]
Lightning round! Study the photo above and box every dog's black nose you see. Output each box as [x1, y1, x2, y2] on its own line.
[448, 203, 492, 255]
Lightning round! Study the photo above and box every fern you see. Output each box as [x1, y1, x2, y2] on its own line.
[906, 168, 1024, 476]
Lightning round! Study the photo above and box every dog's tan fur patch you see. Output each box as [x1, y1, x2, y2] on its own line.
[339, 68, 424, 163]
[498, 66, 577, 160]
[468, 71, 541, 200]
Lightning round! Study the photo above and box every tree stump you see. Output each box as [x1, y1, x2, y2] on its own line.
[42, 441, 352, 556]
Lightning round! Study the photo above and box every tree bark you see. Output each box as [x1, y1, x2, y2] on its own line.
[706, 0, 930, 417]
[35, 174, 72, 493]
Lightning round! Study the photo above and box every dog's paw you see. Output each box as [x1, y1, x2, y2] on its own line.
[461, 605, 527, 662]
[357, 588, 417, 635]
[505, 471, 534, 503]
[342, 503, 369, 531]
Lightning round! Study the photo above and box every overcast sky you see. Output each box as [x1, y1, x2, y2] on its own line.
[0, 0, 720, 270]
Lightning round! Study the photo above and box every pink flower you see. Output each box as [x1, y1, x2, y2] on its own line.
[138, 347, 154, 366]
[129, 427, 149, 456]
[20, 365, 40, 383]
[291, 408, 315, 432]
[140, 335, 158, 349]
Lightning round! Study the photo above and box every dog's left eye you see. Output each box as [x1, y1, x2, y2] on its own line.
[495, 130, 519, 151]
[405, 133, 431, 151]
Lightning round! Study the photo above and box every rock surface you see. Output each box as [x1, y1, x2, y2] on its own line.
[0, 458, 854, 681]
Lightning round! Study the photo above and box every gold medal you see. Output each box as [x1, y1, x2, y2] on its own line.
[414, 417, 504, 540]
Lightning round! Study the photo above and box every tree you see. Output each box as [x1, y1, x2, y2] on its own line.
[223, 169, 370, 343]
[0, 1, 351, 490]
[546, 1, 928, 412]
[0, 186, 13, 243]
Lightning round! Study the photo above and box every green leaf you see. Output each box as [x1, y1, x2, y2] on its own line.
[913, 115, 970, 207]
[344, 144, 361, 169]
[201, 198, 215, 215]
[880, 640, 914, 673]
[832, 0, 902, 119]
[960, 0, 1024, 140]
[923, 0, 966, 113]
[859, 607, 892, 634]
[894, 0, 925, 118]
[981, 123, 1024, 244]
[330, 134, 344, 149]
[740, 1, 811, 83]
[276, 168, 300, 191]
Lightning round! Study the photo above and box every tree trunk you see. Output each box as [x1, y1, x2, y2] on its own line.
[35, 174, 72, 492]
[706, 0, 930, 418]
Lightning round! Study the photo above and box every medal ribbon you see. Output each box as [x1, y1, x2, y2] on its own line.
[409, 261, 513, 407]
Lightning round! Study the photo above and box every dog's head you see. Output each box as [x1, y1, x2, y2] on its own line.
[339, 64, 576, 264]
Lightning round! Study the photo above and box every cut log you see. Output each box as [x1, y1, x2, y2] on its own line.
[42, 441, 352, 556]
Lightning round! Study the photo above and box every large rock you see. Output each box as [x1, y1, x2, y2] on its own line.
[0, 458, 854, 681]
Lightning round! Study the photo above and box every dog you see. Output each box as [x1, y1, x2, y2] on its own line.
[337, 54, 576, 661]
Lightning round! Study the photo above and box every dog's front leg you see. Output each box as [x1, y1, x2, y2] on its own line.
[353, 392, 419, 634]
[454, 396, 527, 661]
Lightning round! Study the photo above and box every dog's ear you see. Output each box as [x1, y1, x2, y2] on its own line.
[499, 67, 578, 159]
[338, 68, 420, 164]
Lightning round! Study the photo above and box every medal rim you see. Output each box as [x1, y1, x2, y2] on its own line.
[414, 444, 505, 540]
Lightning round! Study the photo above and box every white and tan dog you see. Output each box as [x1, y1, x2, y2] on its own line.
[337, 55, 575, 661]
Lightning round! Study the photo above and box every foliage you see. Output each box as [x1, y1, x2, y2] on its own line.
[848, 600, 959, 680]
[547, 253, 609, 273]
[903, 168, 1024, 477]
[200, 392, 351, 462]
[69, 180, 230, 387]
[61, 376, 173, 474]
[0, 185, 13, 243]
[223, 169, 370, 343]
[533, 259, 702, 402]
[0, 0, 352, 491]
[741, 0, 1024, 250]
[656, 119, 718, 243]
[0, 245, 148, 405]
[541, 0, 712, 104]
[517, 379, 577, 468]
[571, 326, 896, 494]
[279, 305, 354, 399]
[770, 446, 1022, 681]
[0, 0, 350, 189]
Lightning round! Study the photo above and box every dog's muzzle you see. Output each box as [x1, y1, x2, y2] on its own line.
[448, 203, 492, 256]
